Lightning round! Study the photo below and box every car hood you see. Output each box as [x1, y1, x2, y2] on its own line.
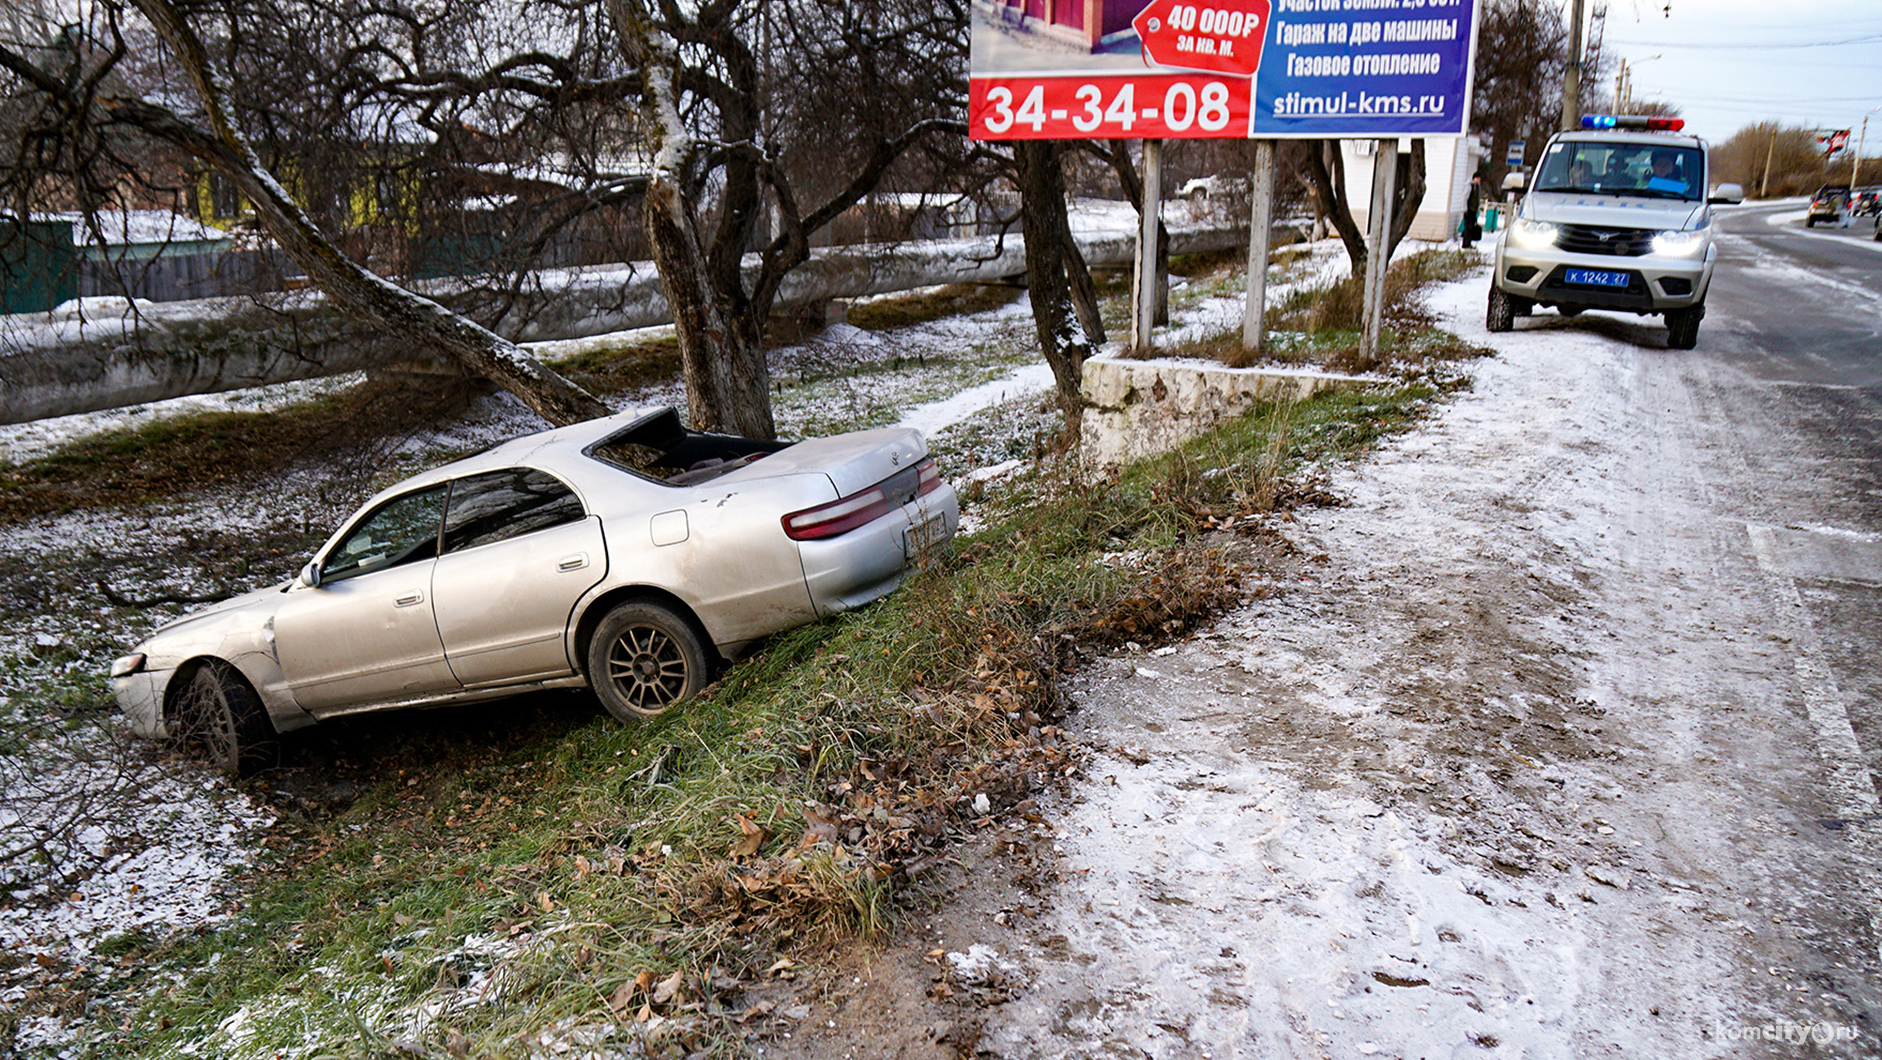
[1525, 191, 1705, 230]
[145, 581, 288, 640]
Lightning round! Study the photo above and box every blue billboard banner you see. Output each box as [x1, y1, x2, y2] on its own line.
[1252, 0, 1479, 138]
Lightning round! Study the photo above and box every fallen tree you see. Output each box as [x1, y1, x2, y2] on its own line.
[1, 223, 1246, 426]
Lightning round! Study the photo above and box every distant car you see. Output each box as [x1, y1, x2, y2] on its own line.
[110, 407, 959, 773]
[1807, 185, 1851, 227]
[1857, 190, 1880, 216]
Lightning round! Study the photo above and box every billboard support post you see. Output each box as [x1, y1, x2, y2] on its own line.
[1242, 139, 1275, 355]
[1133, 139, 1163, 354]
[1361, 139, 1398, 367]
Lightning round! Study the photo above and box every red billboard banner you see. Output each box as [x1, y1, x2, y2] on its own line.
[1132, 0, 1270, 79]
[970, 74, 1253, 140]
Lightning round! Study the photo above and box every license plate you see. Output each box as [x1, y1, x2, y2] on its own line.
[1564, 268, 1629, 288]
[906, 513, 947, 557]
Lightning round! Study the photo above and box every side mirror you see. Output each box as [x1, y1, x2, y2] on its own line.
[1501, 172, 1528, 193]
[299, 561, 322, 589]
[1709, 183, 1745, 205]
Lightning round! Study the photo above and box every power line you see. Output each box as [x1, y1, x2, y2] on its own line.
[1607, 33, 1882, 50]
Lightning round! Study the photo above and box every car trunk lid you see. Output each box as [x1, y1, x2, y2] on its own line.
[714, 429, 927, 498]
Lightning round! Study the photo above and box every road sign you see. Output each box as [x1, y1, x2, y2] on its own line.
[1131, 0, 1270, 79]
[1506, 139, 1525, 167]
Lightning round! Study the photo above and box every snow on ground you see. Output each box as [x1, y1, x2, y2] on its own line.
[0, 231, 1414, 1057]
[0, 256, 1077, 1056]
[949, 262, 1879, 1058]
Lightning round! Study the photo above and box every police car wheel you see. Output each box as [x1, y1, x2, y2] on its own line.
[1666, 304, 1703, 350]
[1486, 286, 1514, 333]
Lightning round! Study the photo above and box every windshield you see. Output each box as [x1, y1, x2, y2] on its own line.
[1533, 140, 1704, 201]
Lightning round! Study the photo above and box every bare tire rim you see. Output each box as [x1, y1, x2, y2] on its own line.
[604, 625, 689, 710]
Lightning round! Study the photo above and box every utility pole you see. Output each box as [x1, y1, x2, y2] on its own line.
[1615, 58, 1628, 115]
[1560, 0, 1586, 131]
[1760, 124, 1777, 199]
[1854, 110, 1878, 189]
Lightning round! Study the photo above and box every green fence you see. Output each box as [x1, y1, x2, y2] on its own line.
[1, 219, 78, 314]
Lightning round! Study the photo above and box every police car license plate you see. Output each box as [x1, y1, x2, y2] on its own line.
[1564, 268, 1628, 288]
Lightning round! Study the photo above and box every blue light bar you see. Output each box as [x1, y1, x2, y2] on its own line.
[1581, 114, 1687, 132]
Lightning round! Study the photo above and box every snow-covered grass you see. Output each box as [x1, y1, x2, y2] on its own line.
[0, 235, 1453, 1059]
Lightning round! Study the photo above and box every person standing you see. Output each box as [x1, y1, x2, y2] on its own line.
[1462, 172, 1484, 249]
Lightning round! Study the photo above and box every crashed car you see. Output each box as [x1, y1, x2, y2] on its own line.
[110, 407, 959, 774]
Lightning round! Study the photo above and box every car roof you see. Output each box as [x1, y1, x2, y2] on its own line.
[370, 406, 662, 497]
[1550, 130, 1706, 150]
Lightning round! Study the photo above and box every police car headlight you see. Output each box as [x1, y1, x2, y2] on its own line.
[1652, 230, 1706, 257]
[1507, 219, 1559, 250]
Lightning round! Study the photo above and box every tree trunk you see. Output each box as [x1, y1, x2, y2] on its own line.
[1303, 138, 1428, 281]
[608, 0, 776, 440]
[125, 0, 609, 429]
[1013, 141, 1098, 441]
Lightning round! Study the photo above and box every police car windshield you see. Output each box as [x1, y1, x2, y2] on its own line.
[1533, 141, 1703, 202]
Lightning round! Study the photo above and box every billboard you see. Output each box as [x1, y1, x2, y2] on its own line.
[969, 0, 1480, 141]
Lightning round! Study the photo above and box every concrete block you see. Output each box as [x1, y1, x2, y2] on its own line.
[1079, 352, 1366, 471]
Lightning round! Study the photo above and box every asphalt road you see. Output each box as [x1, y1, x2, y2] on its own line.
[1710, 204, 1882, 389]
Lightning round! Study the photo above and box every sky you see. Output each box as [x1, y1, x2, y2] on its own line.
[1593, 0, 1882, 152]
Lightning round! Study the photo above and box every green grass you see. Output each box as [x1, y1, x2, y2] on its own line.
[53, 378, 1446, 1060]
[6, 243, 1484, 1057]
[0, 378, 480, 526]
[844, 283, 1025, 331]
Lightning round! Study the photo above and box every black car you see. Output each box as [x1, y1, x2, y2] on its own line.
[1807, 184, 1851, 227]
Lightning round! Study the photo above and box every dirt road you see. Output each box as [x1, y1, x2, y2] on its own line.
[778, 270, 1882, 1059]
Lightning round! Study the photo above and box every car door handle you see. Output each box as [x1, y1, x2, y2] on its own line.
[394, 590, 424, 607]
[557, 553, 590, 572]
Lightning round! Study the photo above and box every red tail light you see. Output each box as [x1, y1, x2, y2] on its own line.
[782, 458, 939, 541]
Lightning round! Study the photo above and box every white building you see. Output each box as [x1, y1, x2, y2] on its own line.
[1339, 136, 1489, 242]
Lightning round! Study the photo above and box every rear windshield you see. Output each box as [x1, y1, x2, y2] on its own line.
[584, 407, 791, 486]
[1534, 140, 1705, 201]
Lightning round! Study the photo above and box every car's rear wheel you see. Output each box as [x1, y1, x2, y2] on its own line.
[588, 601, 710, 722]
[173, 660, 277, 777]
[1486, 286, 1514, 332]
[1666, 303, 1704, 350]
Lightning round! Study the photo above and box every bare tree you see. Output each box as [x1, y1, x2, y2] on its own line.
[3, 0, 973, 437]
[1714, 122, 1838, 199]
[1300, 139, 1427, 282]
[603, 0, 969, 439]
[1470, 0, 1568, 191]
[1012, 140, 1100, 442]
[0, 0, 611, 426]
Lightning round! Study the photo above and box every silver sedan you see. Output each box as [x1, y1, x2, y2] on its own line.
[110, 407, 958, 774]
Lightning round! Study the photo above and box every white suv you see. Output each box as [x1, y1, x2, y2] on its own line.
[1488, 116, 1743, 350]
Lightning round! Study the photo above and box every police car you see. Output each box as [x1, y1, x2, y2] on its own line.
[1487, 115, 1743, 350]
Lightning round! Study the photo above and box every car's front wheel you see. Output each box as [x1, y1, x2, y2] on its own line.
[1666, 303, 1704, 350]
[1486, 286, 1515, 332]
[587, 601, 711, 721]
[173, 659, 278, 777]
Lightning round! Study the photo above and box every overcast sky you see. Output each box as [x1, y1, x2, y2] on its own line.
[1592, 0, 1882, 150]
